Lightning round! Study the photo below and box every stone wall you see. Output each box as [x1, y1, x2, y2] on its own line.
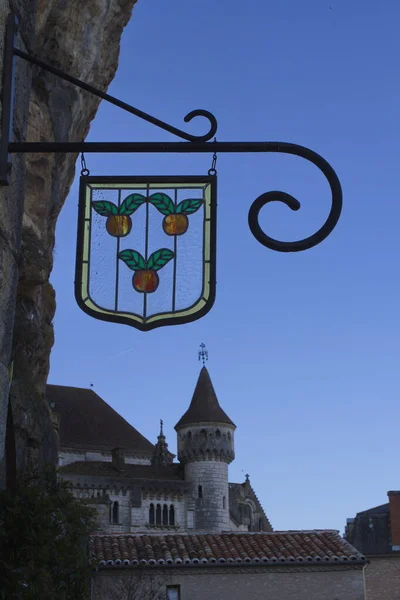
[177, 424, 235, 463]
[177, 423, 234, 532]
[185, 460, 230, 532]
[364, 555, 400, 600]
[0, 1, 36, 488]
[229, 480, 272, 532]
[93, 565, 366, 600]
[77, 485, 188, 534]
[137, 494, 186, 532]
[73, 485, 131, 533]
[59, 449, 151, 467]
[65, 478, 190, 534]
[0, 0, 137, 486]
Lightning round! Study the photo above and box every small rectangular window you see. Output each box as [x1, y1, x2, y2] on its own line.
[166, 585, 180, 600]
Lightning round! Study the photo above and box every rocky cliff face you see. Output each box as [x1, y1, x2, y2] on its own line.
[0, 0, 137, 480]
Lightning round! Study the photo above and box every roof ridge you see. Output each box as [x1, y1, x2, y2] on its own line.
[48, 383, 97, 393]
[356, 502, 389, 515]
[90, 530, 344, 538]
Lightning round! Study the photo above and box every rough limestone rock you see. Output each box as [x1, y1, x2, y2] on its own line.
[0, 0, 137, 479]
[0, 1, 37, 485]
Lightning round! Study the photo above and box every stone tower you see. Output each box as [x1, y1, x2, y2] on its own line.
[175, 367, 236, 532]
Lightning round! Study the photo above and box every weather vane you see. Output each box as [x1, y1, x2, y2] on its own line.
[198, 343, 208, 366]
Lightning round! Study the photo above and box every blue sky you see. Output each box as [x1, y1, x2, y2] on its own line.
[49, 0, 400, 533]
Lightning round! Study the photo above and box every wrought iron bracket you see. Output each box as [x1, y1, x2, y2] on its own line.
[0, 13, 342, 252]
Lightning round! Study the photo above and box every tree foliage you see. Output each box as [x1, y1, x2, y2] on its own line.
[0, 465, 96, 600]
[97, 569, 169, 600]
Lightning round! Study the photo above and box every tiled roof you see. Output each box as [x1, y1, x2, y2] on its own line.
[59, 461, 184, 480]
[175, 367, 235, 429]
[90, 532, 366, 567]
[47, 385, 154, 455]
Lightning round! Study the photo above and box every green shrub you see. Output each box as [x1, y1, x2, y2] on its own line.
[0, 465, 96, 600]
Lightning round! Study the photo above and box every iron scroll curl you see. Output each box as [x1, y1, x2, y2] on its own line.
[10, 47, 218, 143]
[183, 110, 218, 142]
[247, 143, 343, 252]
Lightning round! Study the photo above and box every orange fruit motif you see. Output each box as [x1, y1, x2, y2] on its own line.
[133, 270, 159, 293]
[163, 214, 188, 236]
[106, 215, 132, 237]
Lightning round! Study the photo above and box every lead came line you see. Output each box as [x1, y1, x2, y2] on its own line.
[143, 184, 150, 320]
[172, 188, 178, 312]
[201, 186, 207, 301]
[115, 189, 121, 312]
[87, 187, 94, 303]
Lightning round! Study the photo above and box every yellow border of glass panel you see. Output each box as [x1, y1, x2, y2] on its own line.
[78, 181, 212, 326]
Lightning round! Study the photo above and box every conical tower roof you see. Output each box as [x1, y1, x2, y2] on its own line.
[175, 367, 235, 429]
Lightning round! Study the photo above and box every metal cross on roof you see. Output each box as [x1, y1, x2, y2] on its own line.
[198, 343, 208, 366]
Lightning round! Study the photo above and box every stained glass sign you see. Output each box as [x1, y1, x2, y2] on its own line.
[75, 176, 216, 331]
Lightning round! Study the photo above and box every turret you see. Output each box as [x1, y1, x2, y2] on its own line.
[175, 367, 236, 532]
[151, 420, 173, 467]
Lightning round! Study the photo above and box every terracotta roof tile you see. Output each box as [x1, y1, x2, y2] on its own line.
[90, 532, 366, 567]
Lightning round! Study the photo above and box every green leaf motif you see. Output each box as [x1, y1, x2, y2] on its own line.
[147, 248, 175, 271]
[148, 193, 175, 215]
[176, 198, 203, 215]
[118, 193, 146, 216]
[92, 201, 118, 216]
[118, 249, 146, 271]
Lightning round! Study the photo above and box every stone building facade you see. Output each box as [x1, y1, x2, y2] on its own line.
[53, 367, 367, 599]
[345, 490, 400, 600]
[54, 367, 271, 534]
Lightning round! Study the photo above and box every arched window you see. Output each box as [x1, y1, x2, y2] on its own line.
[169, 505, 175, 526]
[163, 504, 168, 526]
[245, 503, 253, 529]
[156, 504, 162, 525]
[259, 518, 264, 531]
[223, 496, 226, 509]
[198, 485, 203, 499]
[187, 431, 192, 439]
[200, 428, 207, 438]
[149, 503, 155, 525]
[216, 429, 221, 438]
[112, 501, 119, 524]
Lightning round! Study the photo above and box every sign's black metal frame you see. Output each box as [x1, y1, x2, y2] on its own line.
[0, 13, 343, 252]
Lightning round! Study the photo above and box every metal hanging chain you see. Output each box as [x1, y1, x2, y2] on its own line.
[80, 152, 90, 176]
[208, 138, 217, 176]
